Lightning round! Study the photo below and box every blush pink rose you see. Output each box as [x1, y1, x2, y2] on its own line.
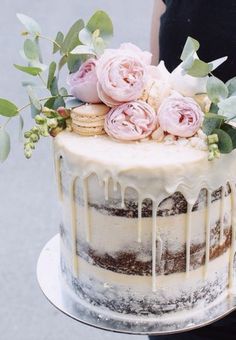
[158, 93, 203, 138]
[105, 100, 158, 141]
[96, 45, 149, 107]
[67, 58, 101, 103]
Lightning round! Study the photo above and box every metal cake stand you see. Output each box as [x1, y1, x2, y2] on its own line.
[37, 234, 236, 335]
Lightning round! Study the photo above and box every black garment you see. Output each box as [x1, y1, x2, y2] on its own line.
[153, 1, 236, 338]
[159, 0, 236, 82]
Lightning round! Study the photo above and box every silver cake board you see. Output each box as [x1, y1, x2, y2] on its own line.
[37, 234, 236, 335]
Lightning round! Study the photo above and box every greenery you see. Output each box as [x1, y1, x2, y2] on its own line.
[0, 11, 113, 162]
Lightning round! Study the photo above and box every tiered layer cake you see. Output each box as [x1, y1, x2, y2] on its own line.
[54, 131, 236, 316]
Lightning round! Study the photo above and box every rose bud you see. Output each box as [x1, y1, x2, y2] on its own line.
[57, 107, 71, 119]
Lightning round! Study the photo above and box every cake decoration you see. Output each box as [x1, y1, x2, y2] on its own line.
[1, 11, 236, 161]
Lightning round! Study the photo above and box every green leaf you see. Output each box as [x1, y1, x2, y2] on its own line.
[93, 36, 106, 56]
[0, 128, 11, 162]
[30, 104, 41, 118]
[24, 39, 39, 60]
[53, 96, 65, 110]
[221, 123, 236, 148]
[209, 103, 219, 114]
[226, 77, 236, 97]
[206, 76, 228, 104]
[67, 54, 85, 73]
[202, 112, 225, 135]
[14, 64, 42, 76]
[29, 60, 48, 71]
[59, 87, 68, 96]
[86, 11, 113, 41]
[218, 96, 236, 119]
[18, 114, 24, 142]
[70, 45, 96, 55]
[44, 97, 56, 109]
[79, 28, 93, 45]
[47, 61, 57, 89]
[58, 55, 68, 72]
[186, 59, 213, 77]
[180, 36, 200, 61]
[26, 86, 41, 111]
[210, 56, 228, 71]
[66, 98, 82, 109]
[17, 13, 41, 35]
[61, 19, 84, 54]
[0, 99, 18, 117]
[53, 31, 64, 53]
[50, 77, 59, 96]
[213, 128, 233, 153]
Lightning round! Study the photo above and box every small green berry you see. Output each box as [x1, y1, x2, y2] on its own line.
[30, 133, 39, 142]
[35, 115, 46, 125]
[47, 118, 58, 129]
[208, 151, 215, 161]
[38, 126, 49, 137]
[209, 143, 218, 152]
[208, 134, 219, 145]
[24, 131, 31, 138]
[24, 149, 32, 159]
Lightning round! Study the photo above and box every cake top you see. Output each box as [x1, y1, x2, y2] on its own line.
[1, 11, 236, 163]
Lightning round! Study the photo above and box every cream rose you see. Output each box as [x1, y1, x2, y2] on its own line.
[105, 101, 158, 141]
[67, 58, 101, 103]
[96, 45, 149, 107]
[158, 93, 203, 138]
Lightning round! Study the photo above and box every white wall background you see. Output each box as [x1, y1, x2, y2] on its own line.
[0, 1, 154, 339]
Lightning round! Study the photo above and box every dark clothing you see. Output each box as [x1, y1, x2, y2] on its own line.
[159, 0, 236, 82]
[152, 1, 236, 338]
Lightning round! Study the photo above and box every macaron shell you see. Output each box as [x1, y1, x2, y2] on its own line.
[72, 124, 106, 136]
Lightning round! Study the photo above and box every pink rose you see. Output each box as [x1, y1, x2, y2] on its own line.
[67, 58, 101, 103]
[119, 43, 152, 65]
[96, 45, 149, 107]
[158, 93, 203, 138]
[105, 100, 158, 141]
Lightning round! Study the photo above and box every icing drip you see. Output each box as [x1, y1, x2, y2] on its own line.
[186, 203, 193, 277]
[205, 190, 211, 277]
[220, 186, 225, 244]
[152, 204, 158, 292]
[104, 177, 109, 201]
[55, 156, 63, 201]
[69, 177, 78, 276]
[229, 182, 236, 289]
[137, 196, 142, 243]
[82, 177, 91, 243]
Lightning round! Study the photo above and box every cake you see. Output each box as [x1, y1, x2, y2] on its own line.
[1, 11, 236, 323]
[54, 131, 236, 317]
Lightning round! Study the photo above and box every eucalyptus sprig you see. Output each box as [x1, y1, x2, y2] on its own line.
[0, 11, 113, 162]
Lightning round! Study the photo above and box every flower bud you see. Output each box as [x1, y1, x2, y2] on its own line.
[57, 107, 71, 119]
[42, 107, 57, 118]
[30, 133, 39, 143]
[49, 126, 63, 137]
[47, 118, 58, 129]
[209, 143, 218, 152]
[208, 134, 219, 145]
[208, 151, 215, 161]
[35, 115, 46, 125]
[24, 131, 31, 139]
[24, 149, 32, 159]
[38, 126, 49, 137]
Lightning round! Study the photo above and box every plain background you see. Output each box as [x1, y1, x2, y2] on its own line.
[0, 0, 154, 339]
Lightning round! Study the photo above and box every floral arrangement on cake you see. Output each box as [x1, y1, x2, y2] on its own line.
[1, 10, 236, 162]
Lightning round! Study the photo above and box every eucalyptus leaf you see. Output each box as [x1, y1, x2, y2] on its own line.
[70, 45, 96, 55]
[0, 98, 18, 117]
[202, 112, 225, 135]
[181, 54, 194, 71]
[67, 54, 86, 73]
[206, 76, 228, 104]
[53, 96, 65, 110]
[0, 128, 11, 162]
[59, 87, 68, 96]
[30, 104, 41, 118]
[221, 123, 236, 148]
[47, 61, 57, 89]
[66, 98, 83, 109]
[29, 60, 48, 71]
[86, 11, 113, 41]
[79, 28, 92, 45]
[186, 59, 212, 77]
[18, 114, 24, 142]
[210, 56, 228, 71]
[14, 64, 42, 76]
[209, 102, 219, 114]
[26, 86, 41, 111]
[213, 128, 233, 153]
[53, 31, 64, 53]
[93, 36, 106, 56]
[17, 13, 41, 35]
[226, 77, 236, 97]
[44, 97, 55, 109]
[61, 19, 84, 54]
[180, 37, 200, 61]
[35, 36, 43, 63]
[218, 96, 236, 118]
[24, 39, 39, 60]
[58, 55, 68, 72]
[50, 77, 59, 96]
